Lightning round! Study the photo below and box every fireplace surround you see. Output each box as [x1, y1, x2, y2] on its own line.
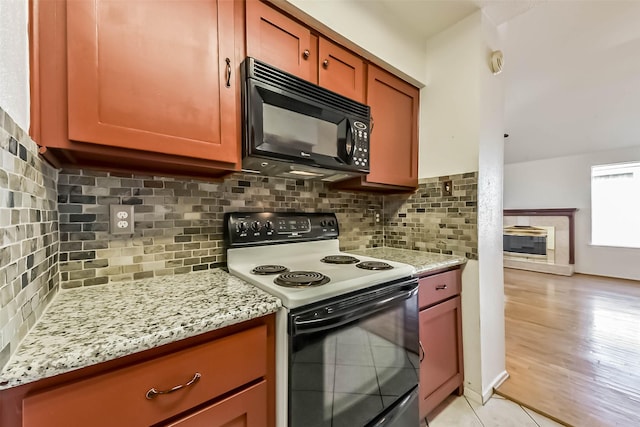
[503, 209, 577, 276]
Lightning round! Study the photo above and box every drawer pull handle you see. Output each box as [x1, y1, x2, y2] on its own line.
[435, 284, 447, 290]
[419, 341, 425, 362]
[145, 372, 201, 400]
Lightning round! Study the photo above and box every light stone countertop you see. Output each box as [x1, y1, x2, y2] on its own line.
[0, 269, 281, 390]
[347, 247, 466, 275]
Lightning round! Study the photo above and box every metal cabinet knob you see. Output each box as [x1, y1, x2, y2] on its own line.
[302, 49, 310, 59]
[322, 59, 329, 69]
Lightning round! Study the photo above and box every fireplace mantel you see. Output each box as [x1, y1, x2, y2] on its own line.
[504, 208, 577, 264]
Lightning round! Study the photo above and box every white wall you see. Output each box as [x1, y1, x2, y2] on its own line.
[477, 12, 506, 400]
[285, 0, 427, 84]
[420, 12, 481, 179]
[0, 0, 30, 131]
[504, 146, 640, 281]
[422, 10, 506, 403]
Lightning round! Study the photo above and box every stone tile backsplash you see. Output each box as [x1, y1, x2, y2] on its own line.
[383, 173, 478, 259]
[57, 170, 383, 288]
[1, 102, 478, 368]
[0, 108, 59, 368]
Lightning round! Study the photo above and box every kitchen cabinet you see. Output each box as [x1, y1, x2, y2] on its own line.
[167, 381, 267, 427]
[30, 0, 242, 178]
[2, 316, 275, 427]
[418, 268, 464, 418]
[332, 65, 419, 192]
[245, 0, 366, 102]
[246, 0, 314, 82]
[318, 37, 366, 103]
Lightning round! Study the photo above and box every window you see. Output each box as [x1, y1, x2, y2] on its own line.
[591, 162, 640, 248]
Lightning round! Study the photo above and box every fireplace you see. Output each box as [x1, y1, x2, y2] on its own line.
[503, 226, 548, 257]
[503, 209, 577, 276]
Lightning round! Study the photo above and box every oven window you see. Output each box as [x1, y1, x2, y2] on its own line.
[289, 299, 419, 427]
[262, 104, 338, 157]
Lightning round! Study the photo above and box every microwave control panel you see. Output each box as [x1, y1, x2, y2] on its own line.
[352, 121, 369, 168]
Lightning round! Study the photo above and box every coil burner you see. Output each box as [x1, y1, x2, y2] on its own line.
[356, 261, 394, 271]
[274, 271, 331, 288]
[251, 265, 289, 275]
[321, 255, 360, 264]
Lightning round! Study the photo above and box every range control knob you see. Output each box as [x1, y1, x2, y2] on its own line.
[264, 220, 274, 231]
[320, 220, 327, 227]
[328, 219, 336, 227]
[251, 221, 261, 232]
[237, 221, 248, 233]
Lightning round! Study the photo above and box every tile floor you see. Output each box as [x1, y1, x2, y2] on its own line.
[422, 394, 565, 427]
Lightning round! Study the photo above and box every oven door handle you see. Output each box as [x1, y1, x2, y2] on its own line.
[292, 285, 418, 335]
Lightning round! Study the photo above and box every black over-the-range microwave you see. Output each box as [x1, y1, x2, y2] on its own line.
[241, 57, 371, 181]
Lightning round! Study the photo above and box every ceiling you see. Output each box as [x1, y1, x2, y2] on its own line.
[374, 0, 640, 165]
[376, 0, 546, 40]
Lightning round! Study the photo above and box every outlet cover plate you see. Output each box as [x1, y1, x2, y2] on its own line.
[110, 205, 135, 234]
[442, 180, 453, 197]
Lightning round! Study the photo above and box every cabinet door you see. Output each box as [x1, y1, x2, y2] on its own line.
[167, 381, 267, 427]
[318, 37, 365, 102]
[246, 0, 313, 81]
[419, 296, 463, 418]
[66, 0, 238, 163]
[366, 65, 419, 188]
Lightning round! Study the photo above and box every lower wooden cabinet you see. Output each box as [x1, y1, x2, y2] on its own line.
[1, 316, 275, 427]
[418, 269, 464, 418]
[167, 381, 267, 427]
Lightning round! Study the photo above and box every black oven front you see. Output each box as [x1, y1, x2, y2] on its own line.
[288, 277, 420, 427]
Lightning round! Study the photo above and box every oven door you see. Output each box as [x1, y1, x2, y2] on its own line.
[288, 277, 419, 427]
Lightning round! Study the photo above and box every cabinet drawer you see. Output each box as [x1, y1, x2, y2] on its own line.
[167, 380, 267, 427]
[418, 269, 461, 308]
[23, 325, 267, 427]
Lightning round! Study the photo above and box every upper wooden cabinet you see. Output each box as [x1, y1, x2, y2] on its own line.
[318, 37, 365, 103]
[30, 0, 242, 178]
[333, 65, 419, 192]
[246, 0, 314, 81]
[245, 1, 366, 102]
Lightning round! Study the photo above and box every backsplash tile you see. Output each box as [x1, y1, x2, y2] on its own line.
[383, 173, 478, 259]
[0, 108, 59, 369]
[57, 170, 383, 288]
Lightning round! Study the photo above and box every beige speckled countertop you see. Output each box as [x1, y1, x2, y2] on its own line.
[347, 247, 466, 275]
[0, 269, 281, 390]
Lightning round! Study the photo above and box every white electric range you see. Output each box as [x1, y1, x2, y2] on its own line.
[225, 212, 420, 427]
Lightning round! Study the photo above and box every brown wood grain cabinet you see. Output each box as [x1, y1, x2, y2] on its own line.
[30, 0, 242, 178]
[245, 1, 366, 102]
[418, 268, 464, 418]
[332, 65, 419, 192]
[1, 316, 276, 427]
[246, 0, 314, 82]
[318, 37, 366, 103]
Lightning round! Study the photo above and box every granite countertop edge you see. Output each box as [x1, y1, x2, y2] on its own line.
[347, 246, 467, 275]
[0, 269, 282, 391]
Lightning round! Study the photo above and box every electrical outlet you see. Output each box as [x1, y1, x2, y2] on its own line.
[442, 180, 453, 197]
[110, 205, 135, 234]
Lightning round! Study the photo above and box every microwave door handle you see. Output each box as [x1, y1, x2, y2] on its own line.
[346, 122, 356, 162]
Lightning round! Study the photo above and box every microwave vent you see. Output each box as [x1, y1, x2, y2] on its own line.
[250, 59, 370, 118]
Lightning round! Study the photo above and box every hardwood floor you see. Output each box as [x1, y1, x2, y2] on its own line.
[496, 268, 640, 427]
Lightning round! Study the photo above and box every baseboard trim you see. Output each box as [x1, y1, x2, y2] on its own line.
[483, 370, 509, 403]
[464, 387, 483, 405]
